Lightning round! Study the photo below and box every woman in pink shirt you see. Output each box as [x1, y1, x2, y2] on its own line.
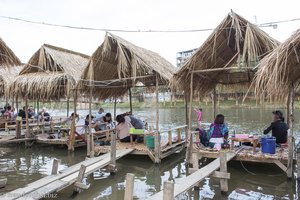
[194, 108, 203, 127]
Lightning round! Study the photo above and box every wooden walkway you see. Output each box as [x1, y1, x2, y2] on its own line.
[0, 149, 133, 200]
[148, 152, 237, 200]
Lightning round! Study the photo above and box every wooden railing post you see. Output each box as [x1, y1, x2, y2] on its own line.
[51, 159, 59, 175]
[185, 130, 193, 165]
[220, 151, 228, 194]
[109, 131, 117, 174]
[15, 117, 21, 139]
[74, 165, 89, 193]
[287, 134, 293, 179]
[124, 173, 134, 200]
[163, 181, 174, 200]
[168, 130, 172, 146]
[154, 131, 161, 164]
[177, 128, 181, 143]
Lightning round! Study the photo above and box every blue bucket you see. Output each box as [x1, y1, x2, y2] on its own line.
[261, 136, 276, 154]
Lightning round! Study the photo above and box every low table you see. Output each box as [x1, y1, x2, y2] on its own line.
[230, 137, 259, 152]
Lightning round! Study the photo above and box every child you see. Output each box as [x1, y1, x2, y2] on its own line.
[194, 108, 203, 127]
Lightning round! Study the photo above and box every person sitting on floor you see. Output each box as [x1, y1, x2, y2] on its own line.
[207, 114, 229, 150]
[123, 112, 145, 129]
[99, 113, 115, 130]
[116, 114, 134, 143]
[95, 108, 106, 122]
[39, 108, 51, 122]
[263, 110, 288, 144]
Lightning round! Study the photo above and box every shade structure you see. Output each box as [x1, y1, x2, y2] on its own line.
[0, 37, 21, 67]
[0, 65, 23, 98]
[9, 44, 89, 100]
[255, 29, 300, 102]
[79, 33, 176, 98]
[171, 11, 279, 95]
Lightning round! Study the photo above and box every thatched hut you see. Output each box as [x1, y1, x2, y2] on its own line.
[254, 29, 300, 179]
[0, 38, 21, 67]
[0, 37, 22, 98]
[171, 11, 278, 96]
[9, 44, 90, 100]
[79, 33, 175, 99]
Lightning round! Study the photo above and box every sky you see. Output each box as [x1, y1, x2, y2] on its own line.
[1, 0, 300, 66]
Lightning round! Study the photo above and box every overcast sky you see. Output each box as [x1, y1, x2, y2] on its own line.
[1, 0, 300, 65]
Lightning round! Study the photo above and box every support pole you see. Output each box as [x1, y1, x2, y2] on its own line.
[66, 97, 70, 117]
[287, 85, 294, 179]
[124, 173, 134, 200]
[16, 96, 19, 113]
[212, 87, 217, 118]
[24, 97, 30, 147]
[113, 97, 117, 120]
[163, 181, 174, 200]
[88, 85, 94, 158]
[109, 131, 117, 174]
[154, 74, 161, 163]
[186, 72, 194, 164]
[297, 146, 300, 181]
[68, 91, 77, 151]
[184, 93, 188, 126]
[220, 151, 228, 194]
[129, 88, 133, 113]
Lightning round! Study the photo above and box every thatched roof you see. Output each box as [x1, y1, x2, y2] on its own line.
[255, 29, 300, 102]
[9, 44, 89, 100]
[171, 12, 279, 95]
[0, 38, 21, 67]
[79, 33, 176, 99]
[0, 65, 23, 97]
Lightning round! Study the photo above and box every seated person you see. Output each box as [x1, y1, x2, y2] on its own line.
[116, 114, 134, 142]
[207, 114, 229, 149]
[123, 113, 145, 129]
[4, 106, 14, 123]
[39, 108, 51, 122]
[264, 110, 288, 144]
[99, 113, 114, 130]
[95, 108, 106, 122]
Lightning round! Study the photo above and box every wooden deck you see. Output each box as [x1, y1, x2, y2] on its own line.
[94, 140, 186, 162]
[148, 151, 237, 199]
[193, 144, 289, 164]
[0, 149, 134, 200]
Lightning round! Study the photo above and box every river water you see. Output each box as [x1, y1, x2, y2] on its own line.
[0, 107, 299, 199]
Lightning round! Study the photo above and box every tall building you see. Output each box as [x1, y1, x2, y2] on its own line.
[176, 48, 197, 67]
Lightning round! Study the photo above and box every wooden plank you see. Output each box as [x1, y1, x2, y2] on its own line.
[219, 151, 228, 193]
[148, 152, 236, 200]
[274, 160, 287, 172]
[211, 171, 230, 179]
[6, 149, 134, 200]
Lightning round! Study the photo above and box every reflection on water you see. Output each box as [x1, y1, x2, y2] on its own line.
[0, 107, 299, 199]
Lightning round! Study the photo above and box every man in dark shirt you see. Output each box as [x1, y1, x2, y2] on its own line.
[264, 110, 289, 144]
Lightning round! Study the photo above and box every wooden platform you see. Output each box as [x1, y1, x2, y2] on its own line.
[35, 134, 86, 148]
[193, 144, 289, 163]
[0, 149, 134, 200]
[148, 151, 237, 199]
[94, 140, 186, 162]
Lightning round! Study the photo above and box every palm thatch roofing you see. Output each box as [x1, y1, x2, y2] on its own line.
[9, 44, 89, 100]
[171, 12, 279, 95]
[79, 33, 176, 99]
[254, 29, 300, 102]
[0, 65, 23, 97]
[0, 38, 21, 67]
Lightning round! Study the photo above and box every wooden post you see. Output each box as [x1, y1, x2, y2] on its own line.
[68, 91, 77, 151]
[212, 87, 217, 118]
[184, 93, 188, 126]
[15, 118, 21, 139]
[129, 88, 133, 114]
[220, 151, 228, 193]
[109, 131, 117, 174]
[287, 85, 294, 179]
[191, 152, 199, 173]
[297, 146, 300, 181]
[168, 130, 172, 146]
[24, 97, 30, 147]
[51, 159, 59, 175]
[163, 181, 174, 200]
[177, 128, 181, 143]
[124, 173, 134, 200]
[186, 72, 194, 165]
[66, 97, 70, 117]
[16, 96, 19, 113]
[74, 164, 89, 193]
[113, 97, 117, 120]
[154, 74, 161, 163]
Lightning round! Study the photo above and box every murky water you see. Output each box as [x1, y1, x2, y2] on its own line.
[0, 107, 299, 199]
